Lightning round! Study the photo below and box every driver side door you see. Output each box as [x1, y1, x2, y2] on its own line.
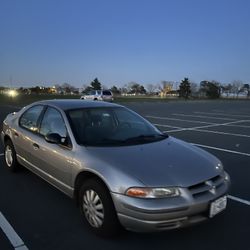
[31, 106, 74, 194]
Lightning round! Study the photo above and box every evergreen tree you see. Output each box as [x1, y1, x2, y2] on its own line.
[200, 81, 221, 99]
[179, 78, 191, 99]
[90, 78, 102, 90]
[110, 86, 121, 95]
[82, 86, 93, 94]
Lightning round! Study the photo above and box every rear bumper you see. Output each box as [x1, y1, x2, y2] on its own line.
[102, 97, 114, 102]
[111, 175, 230, 232]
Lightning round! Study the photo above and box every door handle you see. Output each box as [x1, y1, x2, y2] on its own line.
[14, 132, 19, 138]
[33, 143, 39, 150]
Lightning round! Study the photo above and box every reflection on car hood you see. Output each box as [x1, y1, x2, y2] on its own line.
[84, 136, 221, 187]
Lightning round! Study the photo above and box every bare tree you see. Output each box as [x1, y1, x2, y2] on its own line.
[82, 83, 89, 90]
[120, 84, 129, 95]
[231, 80, 243, 98]
[62, 82, 76, 94]
[102, 84, 108, 90]
[146, 83, 157, 94]
[126, 82, 146, 95]
[160, 81, 173, 91]
[160, 81, 173, 95]
[243, 84, 250, 98]
[221, 84, 232, 97]
[190, 82, 198, 97]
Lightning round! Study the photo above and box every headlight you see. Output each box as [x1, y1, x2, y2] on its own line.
[222, 171, 230, 182]
[125, 187, 180, 198]
[215, 162, 223, 171]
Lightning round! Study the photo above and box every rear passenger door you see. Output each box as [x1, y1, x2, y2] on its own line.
[16, 105, 45, 164]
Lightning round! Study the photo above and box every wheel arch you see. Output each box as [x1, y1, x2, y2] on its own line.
[74, 170, 111, 206]
[4, 134, 12, 143]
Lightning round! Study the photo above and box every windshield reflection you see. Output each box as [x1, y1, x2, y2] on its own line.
[67, 107, 167, 146]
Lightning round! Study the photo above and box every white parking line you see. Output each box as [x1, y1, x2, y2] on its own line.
[153, 123, 182, 129]
[2, 105, 22, 110]
[191, 143, 250, 157]
[0, 212, 29, 250]
[225, 124, 250, 129]
[164, 129, 186, 133]
[147, 115, 215, 124]
[173, 113, 237, 121]
[195, 111, 250, 119]
[228, 195, 250, 206]
[147, 115, 250, 129]
[162, 120, 250, 138]
[212, 109, 225, 112]
[193, 129, 250, 138]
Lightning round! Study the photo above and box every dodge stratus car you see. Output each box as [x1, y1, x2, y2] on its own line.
[1, 100, 230, 236]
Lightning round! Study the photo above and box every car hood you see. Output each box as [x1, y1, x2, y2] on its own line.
[84, 136, 222, 187]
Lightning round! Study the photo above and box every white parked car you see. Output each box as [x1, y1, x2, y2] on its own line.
[81, 90, 113, 102]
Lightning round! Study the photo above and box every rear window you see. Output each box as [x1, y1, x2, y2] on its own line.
[102, 90, 112, 95]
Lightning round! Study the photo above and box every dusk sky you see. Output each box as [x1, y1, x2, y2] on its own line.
[0, 0, 249, 88]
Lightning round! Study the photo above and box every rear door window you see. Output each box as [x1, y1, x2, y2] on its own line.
[19, 105, 44, 132]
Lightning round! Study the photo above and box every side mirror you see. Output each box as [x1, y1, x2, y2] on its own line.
[45, 133, 62, 144]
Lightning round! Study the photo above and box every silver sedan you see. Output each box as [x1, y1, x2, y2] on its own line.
[1, 100, 230, 236]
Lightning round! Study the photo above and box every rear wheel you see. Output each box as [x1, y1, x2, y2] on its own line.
[4, 140, 19, 172]
[79, 179, 121, 237]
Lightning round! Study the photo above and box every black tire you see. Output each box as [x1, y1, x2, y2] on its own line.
[4, 140, 19, 172]
[79, 178, 121, 237]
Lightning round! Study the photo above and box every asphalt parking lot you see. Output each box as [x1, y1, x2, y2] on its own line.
[0, 100, 250, 250]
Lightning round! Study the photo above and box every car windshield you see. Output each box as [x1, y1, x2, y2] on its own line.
[67, 107, 168, 146]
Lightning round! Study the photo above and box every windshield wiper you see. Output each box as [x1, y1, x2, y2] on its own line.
[84, 134, 168, 146]
[124, 134, 168, 143]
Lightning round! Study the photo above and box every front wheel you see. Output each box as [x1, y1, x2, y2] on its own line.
[4, 140, 19, 172]
[79, 179, 121, 237]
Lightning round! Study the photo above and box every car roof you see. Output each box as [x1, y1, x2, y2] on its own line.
[34, 99, 122, 111]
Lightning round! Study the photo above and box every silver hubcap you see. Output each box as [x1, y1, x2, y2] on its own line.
[5, 145, 13, 167]
[82, 189, 104, 228]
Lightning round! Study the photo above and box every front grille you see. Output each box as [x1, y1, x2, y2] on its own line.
[188, 175, 225, 199]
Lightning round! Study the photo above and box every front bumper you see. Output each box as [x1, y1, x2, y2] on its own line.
[1, 131, 5, 145]
[111, 173, 230, 232]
